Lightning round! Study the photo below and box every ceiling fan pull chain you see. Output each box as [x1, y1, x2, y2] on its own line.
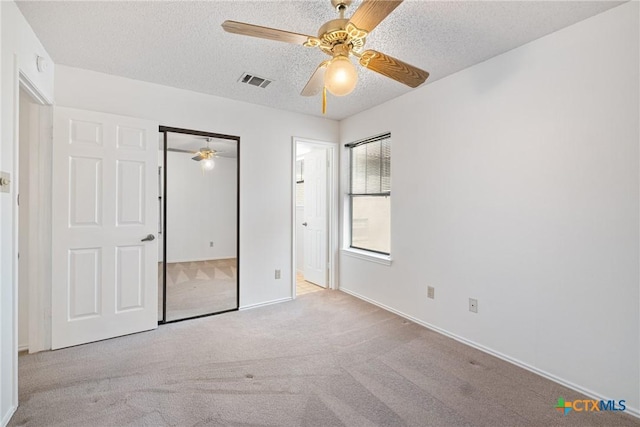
[322, 87, 327, 115]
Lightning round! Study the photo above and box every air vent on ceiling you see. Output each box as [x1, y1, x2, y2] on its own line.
[238, 72, 273, 89]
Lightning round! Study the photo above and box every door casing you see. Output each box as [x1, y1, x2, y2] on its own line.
[291, 137, 339, 297]
[15, 74, 54, 355]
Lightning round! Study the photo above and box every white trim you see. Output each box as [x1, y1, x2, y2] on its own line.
[17, 74, 53, 355]
[340, 287, 640, 419]
[30, 101, 52, 353]
[6, 64, 54, 425]
[18, 72, 52, 106]
[291, 137, 339, 299]
[1, 405, 17, 427]
[239, 297, 292, 311]
[11, 55, 20, 414]
[341, 248, 392, 266]
[17, 345, 28, 353]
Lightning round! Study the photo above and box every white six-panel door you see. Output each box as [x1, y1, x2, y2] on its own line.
[303, 149, 327, 287]
[51, 107, 159, 349]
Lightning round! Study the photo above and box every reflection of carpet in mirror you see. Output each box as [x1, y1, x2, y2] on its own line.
[158, 259, 237, 322]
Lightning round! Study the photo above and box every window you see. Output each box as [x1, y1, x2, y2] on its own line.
[347, 133, 391, 255]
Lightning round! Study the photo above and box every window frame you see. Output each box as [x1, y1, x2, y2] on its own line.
[346, 132, 391, 257]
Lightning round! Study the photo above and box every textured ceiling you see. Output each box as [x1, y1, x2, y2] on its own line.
[17, 0, 624, 120]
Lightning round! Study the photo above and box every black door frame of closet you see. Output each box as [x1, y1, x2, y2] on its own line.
[158, 126, 240, 324]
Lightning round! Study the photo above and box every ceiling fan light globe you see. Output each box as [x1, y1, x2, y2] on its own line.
[324, 56, 358, 96]
[202, 158, 215, 171]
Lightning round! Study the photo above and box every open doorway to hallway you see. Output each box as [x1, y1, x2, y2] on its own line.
[292, 138, 338, 297]
[17, 84, 53, 355]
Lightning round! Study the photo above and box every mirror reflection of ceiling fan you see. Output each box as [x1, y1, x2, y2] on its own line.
[167, 138, 234, 171]
[222, 0, 429, 113]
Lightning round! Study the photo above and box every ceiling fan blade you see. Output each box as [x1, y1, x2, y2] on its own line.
[301, 61, 329, 96]
[359, 50, 429, 88]
[348, 0, 403, 34]
[192, 154, 204, 161]
[222, 20, 313, 45]
[167, 148, 196, 154]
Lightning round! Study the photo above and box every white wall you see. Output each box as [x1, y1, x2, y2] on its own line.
[54, 65, 339, 309]
[340, 2, 639, 414]
[1, 2, 54, 425]
[165, 151, 237, 263]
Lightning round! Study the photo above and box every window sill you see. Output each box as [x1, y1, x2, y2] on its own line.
[341, 248, 392, 266]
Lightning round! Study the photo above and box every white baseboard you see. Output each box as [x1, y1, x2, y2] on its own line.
[240, 297, 292, 311]
[1, 405, 17, 427]
[18, 344, 28, 352]
[339, 287, 640, 419]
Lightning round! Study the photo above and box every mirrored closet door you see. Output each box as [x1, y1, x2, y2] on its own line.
[158, 127, 239, 323]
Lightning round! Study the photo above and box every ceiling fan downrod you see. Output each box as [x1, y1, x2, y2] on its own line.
[331, 0, 352, 19]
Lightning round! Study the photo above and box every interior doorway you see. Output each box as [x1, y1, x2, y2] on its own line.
[16, 83, 53, 354]
[292, 138, 338, 297]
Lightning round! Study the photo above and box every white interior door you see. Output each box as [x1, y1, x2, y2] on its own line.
[303, 149, 327, 287]
[52, 107, 159, 349]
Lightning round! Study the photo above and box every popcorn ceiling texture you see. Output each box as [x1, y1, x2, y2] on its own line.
[17, 0, 623, 120]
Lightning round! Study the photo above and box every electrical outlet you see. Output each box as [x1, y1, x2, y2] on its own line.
[275, 269, 281, 279]
[427, 286, 435, 299]
[469, 298, 478, 313]
[209, 241, 214, 247]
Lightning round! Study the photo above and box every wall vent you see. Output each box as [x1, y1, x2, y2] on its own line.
[238, 72, 273, 89]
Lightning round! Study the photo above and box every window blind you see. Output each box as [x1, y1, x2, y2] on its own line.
[349, 134, 391, 195]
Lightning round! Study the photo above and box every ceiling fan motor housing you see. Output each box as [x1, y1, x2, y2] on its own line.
[315, 18, 366, 57]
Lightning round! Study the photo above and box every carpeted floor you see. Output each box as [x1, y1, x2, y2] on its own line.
[10, 290, 640, 426]
[159, 259, 237, 322]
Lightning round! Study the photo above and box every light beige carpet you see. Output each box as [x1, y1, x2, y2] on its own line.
[159, 259, 237, 321]
[10, 290, 640, 426]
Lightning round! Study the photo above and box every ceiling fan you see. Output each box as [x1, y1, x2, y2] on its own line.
[222, 0, 429, 113]
[167, 138, 233, 171]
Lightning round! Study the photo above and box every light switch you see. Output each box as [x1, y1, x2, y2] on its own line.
[0, 172, 11, 193]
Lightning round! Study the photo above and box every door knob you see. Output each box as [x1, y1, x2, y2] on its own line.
[302, 222, 308, 226]
[141, 234, 155, 242]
